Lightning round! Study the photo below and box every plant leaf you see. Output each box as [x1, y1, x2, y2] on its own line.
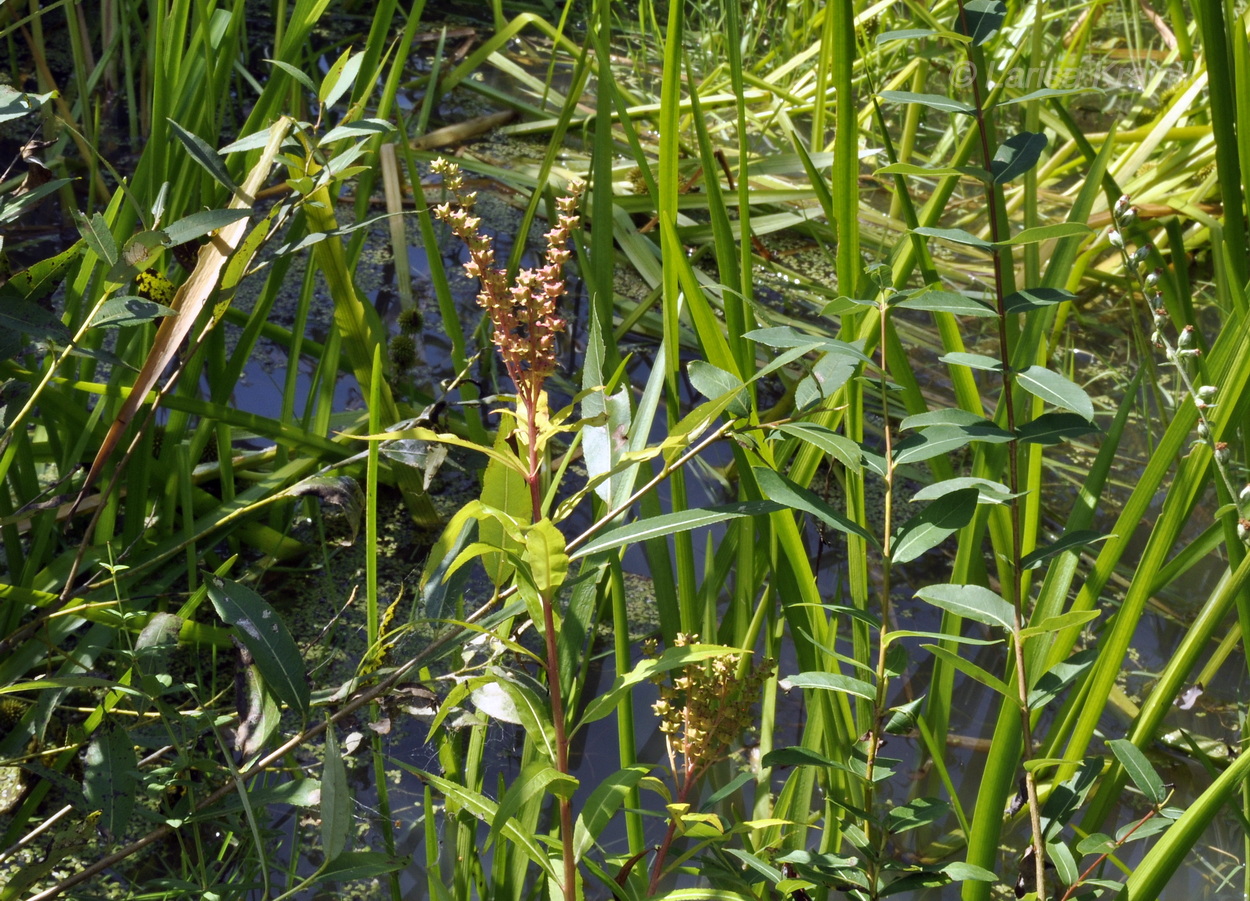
[997, 223, 1092, 246]
[1015, 411, 1100, 444]
[892, 488, 978, 564]
[167, 118, 241, 194]
[753, 467, 877, 543]
[322, 724, 350, 861]
[1003, 287, 1075, 314]
[892, 288, 996, 317]
[206, 574, 309, 718]
[991, 132, 1047, 184]
[573, 765, 650, 861]
[82, 721, 137, 838]
[1019, 529, 1109, 569]
[780, 672, 877, 701]
[1108, 739, 1168, 804]
[776, 422, 862, 472]
[1016, 365, 1095, 421]
[880, 91, 975, 115]
[912, 226, 993, 251]
[916, 584, 1015, 630]
[573, 501, 782, 559]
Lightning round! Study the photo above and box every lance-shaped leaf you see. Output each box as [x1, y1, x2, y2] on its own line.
[1016, 411, 1100, 444]
[892, 488, 978, 564]
[958, 0, 1007, 44]
[892, 288, 996, 317]
[996, 223, 1092, 246]
[753, 467, 876, 543]
[776, 422, 862, 472]
[1003, 287, 1075, 314]
[912, 226, 993, 251]
[780, 672, 877, 701]
[880, 91, 976, 115]
[892, 423, 1013, 465]
[991, 132, 1047, 184]
[322, 724, 350, 861]
[916, 584, 1015, 630]
[1016, 365, 1095, 421]
[1019, 529, 1109, 569]
[1108, 739, 1168, 805]
[83, 721, 137, 838]
[572, 500, 782, 559]
[206, 574, 309, 718]
[939, 352, 1004, 371]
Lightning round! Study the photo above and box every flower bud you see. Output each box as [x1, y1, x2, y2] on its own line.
[1119, 208, 1138, 227]
[1133, 244, 1153, 265]
[1114, 194, 1133, 218]
[1239, 519, 1250, 547]
[1215, 442, 1230, 465]
[1153, 308, 1169, 331]
[1197, 418, 1210, 441]
[1240, 484, 1250, 505]
[1108, 229, 1124, 248]
[1197, 385, 1218, 403]
[1178, 325, 1198, 350]
[1146, 269, 1161, 288]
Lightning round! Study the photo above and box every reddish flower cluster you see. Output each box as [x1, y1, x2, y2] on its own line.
[430, 158, 583, 405]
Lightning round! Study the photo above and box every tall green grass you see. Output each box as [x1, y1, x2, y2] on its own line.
[1, 0, 1248, 898]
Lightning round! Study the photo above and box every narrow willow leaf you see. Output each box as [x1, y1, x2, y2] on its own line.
[912, 226, 993, 251]
[912, 477, 1018, 504]
[74, 211, 118, 267]
[688, 360, 748, 417]
[1016, 366, 1096, 421]
[893, 423, 1013, 465]
[744, 327, 872, 363]
[940, 862, 998, 882]
[320, 48, 363, 107]
[761, 747, 841, 769]
[900, 409, 986, 429]
[997, 222, 1093, 246]
[776, 422, 862, 472]
[886, 797, 950, 833]
[780, 672, 876, 701]
[573, 765, 650, 861]
[206, 575, 310, 718]
[892, 288, 996, 317]
[958, 0, 1007, 44]
[1015, 411, 1100, 444]
[892, 488, 978, 564]
[265, 59, 317, 94]
[167, 118, 240, 193]
[916, 584, 1015, 630]
[1019, 529, 1109, 569]
[89, 296, 175, 328]
[753, 467, 876, 543]
[796, 352, 860, 409]
[923, 644, 1013, 697]
[573, 501, 782, 559]
[162, 209, 252, 246]
[994, 87, 1088, 106]
[880, 91, 975, 115]
[1003, 287, 1075, 314]
[83, 721, 137, 837]
[991, 132, 1047, 184]
[322, 725, 350, 861]
[1019, 609, 1101, 640]
[939, 352, 1004, 371]
[1108, 739, 1168, 804]
[320, 119, 394, 144]
[875, 162, 968, 177]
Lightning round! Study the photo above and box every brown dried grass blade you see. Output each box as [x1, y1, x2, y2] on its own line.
[72, 118, 293, 513]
